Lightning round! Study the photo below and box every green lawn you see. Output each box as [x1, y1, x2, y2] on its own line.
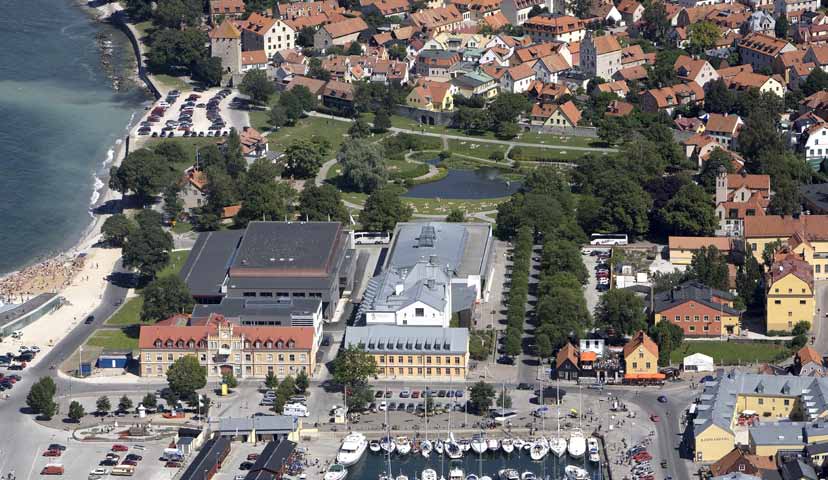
[390, 115, 458, 136]
[509, 145, 603, 163]
[406, 196, 507, 215]
[516, 132, 606, 148]
[250, 109, 271, 131]
[172, 220, 192, 234]
[669, 341, 789, 366]
[159, 250, 190, 278]
[106, 297, 144, 326]
[266, 116, 352, 153]
[152, 73, 190, 92]
[448, 139, 508, 160]
[387, 159, 429, 180]
[85, 328, 140, 351]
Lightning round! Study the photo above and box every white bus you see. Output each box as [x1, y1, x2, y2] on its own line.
[353, 231, 391, 245]
[589, 233, 628, 246]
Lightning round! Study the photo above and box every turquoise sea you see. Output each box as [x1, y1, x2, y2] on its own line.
[0, 0, 149, 274]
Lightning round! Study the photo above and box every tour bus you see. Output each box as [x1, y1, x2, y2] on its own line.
[111, 465, 135, 476]
[283, 402, 310, 417]
[353, 231, 391, 245]
[589, 233, 628, 246]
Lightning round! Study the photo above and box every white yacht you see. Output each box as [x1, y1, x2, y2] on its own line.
[487, 439, 500, 452]
[481, 477, 493, 480]
[324, 463, 348, 480]
[434, 440, 444, 455]
[459, 439, 472, 452]
[396, 475, 409, 480]
[380, 436, 396, 454]
[396, 436, 412, 455]
[549, 436, 567, 458]
[501, 438, 515, 454]
[445, 439, 463, 459]
[422, 469, 438, 480]
[421, 439, 433, 458]
[529, 439, 548, 461]
[498, 469, 520, 480]
[337, 432, 368, 467]
[568, 430, 586, 459]
[521, 472, 537, 480]
[471, 434, 488, 455]
[588, 437, 600, 463]
[369, 440, 381, 453]
[513, 438, 525, 450]
[450, 468, 465, 480]
[565, 466, 589, 480]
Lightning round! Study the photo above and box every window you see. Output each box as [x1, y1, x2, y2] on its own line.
[408, 356, 413, 363]
[389, 356, 394, 363]
[645, 362, 651, 369]
[675, 315, 680, 322]
[398, 356, 403, 363]
[632, 362, 638, 369]
[715, 316, 721, 322]
[415, 308, 425, 317]
[289, 354, 295, 362]
[379, 355, 385, 362]
[703, 315, 709, 322]
[167, 353, 173, 361]
[260, 292, 273, 297]
[694, 315, 700, 322]
[685, 315, 690, 322]
[144, 353, 151, 361]
[801, 300, 807, 305]
[758, 398, 764, 405]
[689, 326, 696, 332]
[661, 316, 667, 323]
[267, 354, 273, 361]
[784, 399, 790, 406]
[818, 265, 822, 273]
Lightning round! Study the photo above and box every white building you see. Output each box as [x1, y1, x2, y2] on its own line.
[361, 259, 453, 327]
[804, 123, 828, 167]
[683, 353, 715, 372]
[579, 338, 605, 357]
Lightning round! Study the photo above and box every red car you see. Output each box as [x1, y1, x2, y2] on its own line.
[247, 453, 259, 461]
[634, 453, 653, 462]
[165, 461, 182, 468]
[650, 415, 660, 423]
[111, 444, 129, 452]
[411, 391, 420, 399]
[121, 460, 138, 466]
[42, 449, 61, 457]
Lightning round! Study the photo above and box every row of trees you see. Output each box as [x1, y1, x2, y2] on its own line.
[503, 226, 533, 358]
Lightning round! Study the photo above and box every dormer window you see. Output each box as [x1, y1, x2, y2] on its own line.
[265, 341, 273, 348]
[155, 339, 163, 348]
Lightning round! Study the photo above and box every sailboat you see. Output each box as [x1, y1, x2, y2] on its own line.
[550, 377, 567, 458]
[459, 439, 472, 452]
[471, 434, 488, 455]
[497, 469, 520, 480]
[421, 439, 433, 458]
[513, 438, 525, 450]
[466, 475, 479, 480]
[445, 437, 463, 459]
[529, 437, 548, 461]
[380, 392, 395, 480]
[381, 436, 396, 454]
[501, 438, 515, 454]
[567, 430, 586, 459]
[587, 437, 600, 463]
[370, 440, 382, 453]
[396, 436, 412, 455]
[396, 475, 409, 480]
[564, 465, 589, 480]
[521, 472, 537, 480]
[434, 440, 444, 455]
[487, 438, 500, 452]
[449, 468, 465, 480]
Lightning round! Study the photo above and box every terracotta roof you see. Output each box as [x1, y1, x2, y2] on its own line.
[210, 0, 246, 15]
[668, 236, 732, 251]
[726, 70, 778, 90]
[524, 15, 585, 34]
[643, 82, 704, 109]
[557, 100, 581, 125]
[706, 113, 741, 135]
[506, 62, 536, 80]
[770, 253, 814, 290]
[287, 75, 326, 95]
[514, 43, 558, 63]
[507, 0, 543, 10]
[139, 320, 315, 350]
[481, 11, 509, 30]
[323, 79, 355, 100]
[674, 55, 711, 81]
[623, 331, 658, 359]
[242, 50, 268, 65]
[222, 204, 242, 219]
[410, 5, 463, 30]
[276, 0, 339, 19]
[605, 100, 634, 116]
[239, 12, 278, 35]
[797, 346, 823, 366]
[185, 169, 208, 190]
[621, 44, 646, 66]
[717, 63, 752, 80]
[597, 79, 629, 95]
[617, 0, 642, 14]
[779, 49, 807, 68]
[592, 34, 622, 55]
[738, 32, 793, 57]
[726, 172, 769, 191]
[556, 342, 579, 369]
[286, 13, 329, 29]
[624, 373, 665, 380]
[745, 215, 828, 239]
[718, 197, 766, 219]
[710, 448, 776, 477]
[210, 19, 242, 39]
[615, 65, 648, 81]
[323, 16, 369, 38]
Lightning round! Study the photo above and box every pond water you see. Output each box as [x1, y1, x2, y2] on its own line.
[403, 160, 522, 200]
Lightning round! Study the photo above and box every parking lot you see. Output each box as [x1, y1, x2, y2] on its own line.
[212, 442, 268, 480]
[135, 87, 249, 139]
[30, 438, 176, 480]
[582, 248, 610, 314]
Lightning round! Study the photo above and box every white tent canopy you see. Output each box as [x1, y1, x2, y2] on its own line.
[683, 353, 715, 372]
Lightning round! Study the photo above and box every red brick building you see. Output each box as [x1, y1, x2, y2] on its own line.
[651, 281, 743, 337]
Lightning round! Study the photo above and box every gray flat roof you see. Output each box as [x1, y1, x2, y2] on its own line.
[217, 415, 297, 434]
[344, 325, 468, 354]
[180, 231, 244, 297]
[388, 222, 492, 278]
[227, 276, 332, 290]
[231, 221, 343, 272]
[0, 293, 58, 329]
[193, 297, 321, 323]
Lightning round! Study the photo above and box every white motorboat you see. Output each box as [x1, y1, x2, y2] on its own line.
[471, 434, 488, 455]
[501, 438, 515, 454]
[369, 440, 382, 453]
[588, 437, 600, 463]
[521, 472, 537, 480]
[565, 465, 589, 480]
[487, 439, 500, 452]
[421, 439, 433, 458]
[481, 477, 493, 480]
[445, 440, 463, 459]
[396, 475, 409, 480]
[498, 469, 520, 480]
[434, 440, 444, 455]
[396, 436, 412, 455]
[467, 475, 479, 480]
[422, 469, 438, 480]
[449, 468, 465, 480]
[380, 436, 396, 454]
[568, 430, 586, 459]
[549, 436, 567, 458]
[379, 475, 392, 480]
[529, 439, 548, 461]
[513, 438, 525, 450]
[337, 432, 368, 467]
[324, 463, 348, 480]
[459, 439, 472, 452]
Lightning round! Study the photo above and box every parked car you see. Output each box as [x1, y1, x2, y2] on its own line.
[239, 461, 254, 470]
[42, 449, 61, 457]
[111, 444, 129, 452]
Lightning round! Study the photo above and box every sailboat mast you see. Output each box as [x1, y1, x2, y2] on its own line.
[386, 387, 392, 476]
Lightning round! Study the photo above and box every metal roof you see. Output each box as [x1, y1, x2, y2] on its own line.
[180, 230, 244, 297]
[344, 325, 469, 354]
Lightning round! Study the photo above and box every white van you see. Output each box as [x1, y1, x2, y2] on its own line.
[10, 331, 22, 339]
[283, 403, 309, 417]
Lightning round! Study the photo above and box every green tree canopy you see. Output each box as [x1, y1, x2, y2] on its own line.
[697, 148, 734, 193]
[689, 246, 729, 290]
[736, 255, 765, 312]
[283, 139, 325, 179]
[536, 286, 590, 348]
[540, 239, 589, 285]
[332, 345, 378, 387]
[26, 377, 57, 418]
[109, 149, 171, 203]
[686, 21, 719, 55]
[102, 214, 136, 247]
[166, 355, 207, 400]
[650, 321, 684, 366]
[239, 70, 275, 104]
[68, 400, 86, 423]
[446, 209, 465, 222]
[596, 289, 647, 335]
[358, 187, 412, 231]
[145, 28, 208, 74]
[338, 140, 388, 193]
[468, 381, 496, 414]
[656, 183, 718, 236]
[298, 184, 349, 223]
[96, 396, 111, 415]
[123, 224, 174, 279]
[141, 275, 194, 322]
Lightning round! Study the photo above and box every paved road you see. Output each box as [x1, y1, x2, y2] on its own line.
[811, 280, 828, 353]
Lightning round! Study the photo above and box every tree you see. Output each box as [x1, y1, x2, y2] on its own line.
[704, 78, 735, 114]
[489, 93, 531, 124]
[308, 57, 331, 81]
[697, 149, 734, 193]
[803, 67, 828, 96]
[446, 209, 465, 222]
[775, 14, 789, 39]
[567, 0, 591, 18]
[234, 180, 296, 227]
[264, 371, 279, 390]
[222, 372, 238, 389]
[496, 121, 520, 140]
[346, 41, 363, 55]
[359, 187, 413, 231]
[109, 149, 171, 203]
[141, 275, 194, 322]
[167, 355, 207, 400]
[118, 395, 133, 412]
[792, 320, 811, 336]
[686, 21, 719, 55]
[101, 214, 135, 247]
[348, 119, 372, 138]
[296, 370, 309, 393]
[145, 28, 208, 74]
[536, 286, 590, 348]
[762, 240, 784, 269]
[596, 289, 647, 335]
[468, 381, 496, 414]
[163, 185, 183, 222]
[223, 129, 247, 179]
[191, 56, 223, 87]
[96, 396, 111, 415]
[504, 332, 521, 357]
[536, 334, 553, 362]
[641, 0, 671, 45]
[268, 106, 288, 128]
[656, 183, 718, 236]
[239, 69, 275, 104]
[373, 109, 391, 133]
[123, 226, 174, 279]
[650, 321, 684, 366]
[736, 255, 765, 312]
[338, 141, 387, 193]
[596, 178, 652, 237]
[26, 377, 57, 418]
[299, 184, 349, 223]
[142, 393, 158, 409]
[296, 26, 315, 47]
[768, 177, 802, 215]
[541, 239, 589, 285]
[689, 246, 729, 290]
[497, 389, 513, 409]
[283, 139, 325, 179]
[153, 0, 202, 28]
[68, 401, 86, 423]
[332, 345, 378, 387]
[344, 384, 374, 412]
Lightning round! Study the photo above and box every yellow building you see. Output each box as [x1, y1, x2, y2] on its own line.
[668, 236, 733, 266]
[744, 214, 828, 280]
[138, 318, 317, 379]
[766, 253, 815, 332]
[622, 331, 664, 383]
[343, 325, 469, 379]
[406, 80, 455, 112]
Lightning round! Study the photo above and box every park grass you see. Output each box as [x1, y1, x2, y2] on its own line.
[668, 341, 789, 366]
[509, 145, 603, 163]
[447, 139, 508, 161]
[406, 196, 507, 215]
[85, 328, 140, 351]
[171, 220, 193, 234]
[153, 73, 190, 92]
[249, 109, 271, 131]
[387, 159, 429, 180]
[266, 116, 352, 153]
[516, 132, 606, 148]
[132, 20, 154, 41]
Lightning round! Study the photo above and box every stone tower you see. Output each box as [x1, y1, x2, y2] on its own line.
[209, 20, 242, 76]
[715, 164, 728, 205]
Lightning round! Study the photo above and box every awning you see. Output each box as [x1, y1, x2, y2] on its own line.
[580, 351, 597, 361]
[624, 373, 666, 380]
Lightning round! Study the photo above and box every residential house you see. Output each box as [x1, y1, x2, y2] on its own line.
[409, 5, 464, 34]
[639, 83, 705, 114]
[286, 76, 327, 99]
[322, 79, 355, 115]
[651, 281, 742, 337]
[617, 0, 645, 24]
[804, 45, 828, 74]
[605, 99, 635, 116]
[588, 0, 623, 24]
[622, 331, 663, 383]
[706, 113, 744, 149]
[803, 123, 828, 170]
[479, 47, 512, 66]
[597, 79, 629, 97]
[715, 170, 770, 236]
[500, 0, 544, 25]
[480, 11, 510, 30]
[580, 32, 622, 80]
[766, 253, 815, 332]
[555, 342, 579, 381]
[415, 50, 461, 80]
[363, 0, 410, 18]
[210, 20, 243, 75]
[779, 459, 818, 480]
[238, 12, 296, 59]
[313, 17, 369, 50]
[275, 0, 339, 20]
[512, 43, 569, 66]
[709, 448, 780, 478]
[774, 0, 819, 22]
[614, 65, 649, 82]
[528, 80, 572, 102]
[620, 44, 648, 69]
[406, 79, 456, 111]
[524, 15, 586, 44]
[668, 236, 733, 265]
[743, 10, 775, 36]
[528, 100, 582, 128]
[744, 214, 828, 280]
[241, 50, 268, 72]
[726, 70, 786, 97]
[674, 55, 720, 87]
[179, 168, 208, 211]
[500, 62, 537, 93]
[532, 53, 571, 83]
[232, 126, 268, 159]
[675, 115, 706, 133]
[793, 346, 826, 376]
[738, 33, 796, 72]
[210, 0, 245, 21]
[795, 14, 828, 45]
[451, 71, 499, 99]
[775, 49, 808, 86]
